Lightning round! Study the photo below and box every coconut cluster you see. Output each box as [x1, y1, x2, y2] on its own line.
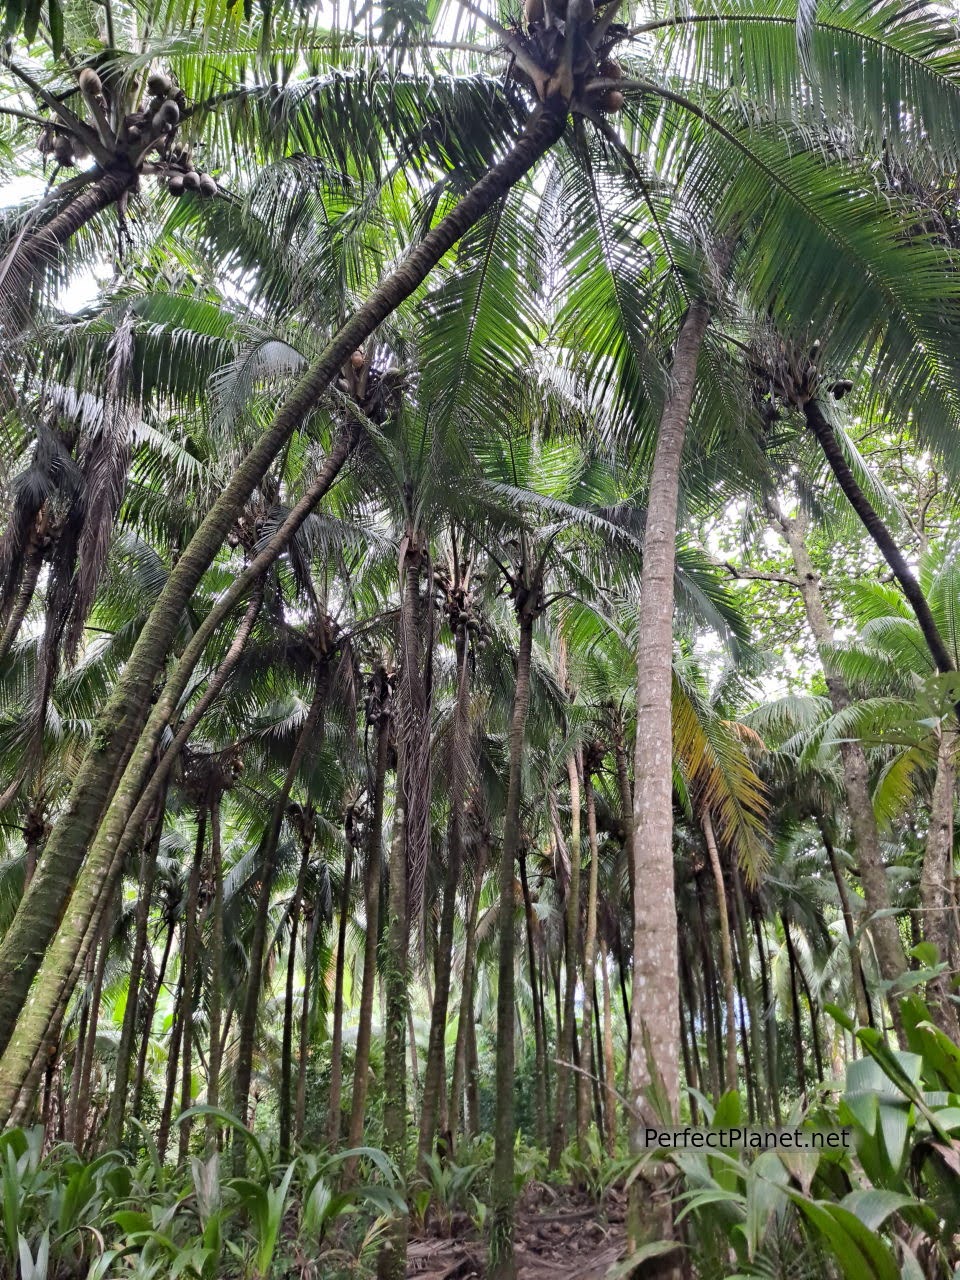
[34, 64, 219, 198]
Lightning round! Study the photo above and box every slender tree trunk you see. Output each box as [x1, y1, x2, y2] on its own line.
[281, 829, 316, 1162]
[818, 818, 871, 1029]
[295, 897, 321, 1145]
[133, 917, 175, 1122]
[782, 917, 809, 1102]
[465, 1009, 481, 1139]
[178, 811, 205, 1164]
[549, 752, 582, 1167]
[702, 812, 738, 1093]
[418, 628, 471, 1166]
[345, 699, 390, 1167]
[774, 506, 909, 1015]
[0, 542, 43, 664]
[206, 796, 225, 1153]
[489, 609, 536, 1280]
[233, 676, 326, 1162]
[105, 792, 166, 1150]
[70, 894, 112, 1154]
[0, 107, 567, 1092]
[752, 908, 781, 1127]
[731, 871, 767, 1124]
[519, 851, 548, 1147]
[921, 728, 959, 1037]
[323, 843, 353, 1152]
[629, 291, 716, 1157]
[803, 398, 955, 676]
[577, 769, 601, 1151]
[378, 802, 409, 1280]
[450, 842, 488, 1149]
[599, 938, 617, 1154]
[65, 952, 92, 1147]
[696, 888, 722, 1097]
[157, 971, 185, 1162]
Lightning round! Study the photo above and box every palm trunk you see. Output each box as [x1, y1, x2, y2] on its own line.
[803, 398, 954, 675]
[519, 851, 548, 1147]
[418, 627, 471, 1166]
[702, 813, 738, 1093]
[178, 811, 205, 1164]
[345, 696, 390, 1167]
[206, 795, 225, 1153]
[377, 799, 409, 1280]
[450, 842, 488, 1148]
[0, 107, 566, 1092]
[817, 818, 872, 1029]
[774, 506, 908, 1010]
[232, 676, 326, 1162]
[489, 608, 536, 1280]
[156, 970, 185, 1162]
[105, 789, 167, 1150]
[294, 895, 321, 1145]
[70, 893, 112, 1154]
[599, 937, 617, 1154]
[921, 729, 959, 1037]
[576, 769, 601, 1151]
[133, 916, 175, 1122]
[323, 842, 352, 1152]
[752, 908, 781, 1126]
[731, 870, 767, 1124]
[629, 291, 715, 1151]
[783, 921, 808, 1100]
[0, 542, 43, 664]
[549, 752, 582, 1167]
[281, 829, 316, 1162]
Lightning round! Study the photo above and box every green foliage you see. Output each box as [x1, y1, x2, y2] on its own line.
[0, 1119, 403, 1279]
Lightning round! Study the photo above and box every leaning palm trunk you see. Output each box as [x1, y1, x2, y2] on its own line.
[0, 105, 567, 1077]
[922, 728, 959, 1038]
[489, 609, 536, 1280]
[803, 398, 954, 676]
[519, 851, 549, 1147]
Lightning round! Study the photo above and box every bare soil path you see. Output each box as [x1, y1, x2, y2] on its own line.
[406, 1185, 627, 1280]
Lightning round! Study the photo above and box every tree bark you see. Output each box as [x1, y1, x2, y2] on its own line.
[630, 293, 715, 1143]
[576, 769, 601, 1152]
[206, 795, 225, 1154]
[702, 812, 738, 1093]
[0, 542, 43, 664]
[803, 398, 954, 676]
[921, 728, 959, 1037]
[450, 842, 488, 1148]
[489, 609, 536, 1280]
[0, 105, 567, 1088]
[280, 832, 312, 1158]
[104, 789, 166, 1150]
[378, 801, 409, 1280]
[817, 818, 872, 1029]
[345, 693, 390, 1169]
[294, 892, 321, 1146]
[549, 752, 582, 1167]
[178, 810, 206, 1164]
[519, 850, 548, 1147]
[599, 937, 617, 1154]
[418, 627, 472, 1166]
[323, 842, 352, 1151]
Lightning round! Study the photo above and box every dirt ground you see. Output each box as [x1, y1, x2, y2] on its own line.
[406, 1184, 627, 1279]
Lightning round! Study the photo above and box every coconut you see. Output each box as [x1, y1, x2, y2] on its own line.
[198, 173, 218, 197]
[78, 67, 103, 96]
[183, 170, 202, 191]
[168, 174, 185, 196]
[147, 73, 171, 97]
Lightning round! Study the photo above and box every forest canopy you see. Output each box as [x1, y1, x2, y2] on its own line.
[1, 0, 960, 1277]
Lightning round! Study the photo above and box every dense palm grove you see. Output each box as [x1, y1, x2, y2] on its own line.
[1, 0, 960, 1277]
